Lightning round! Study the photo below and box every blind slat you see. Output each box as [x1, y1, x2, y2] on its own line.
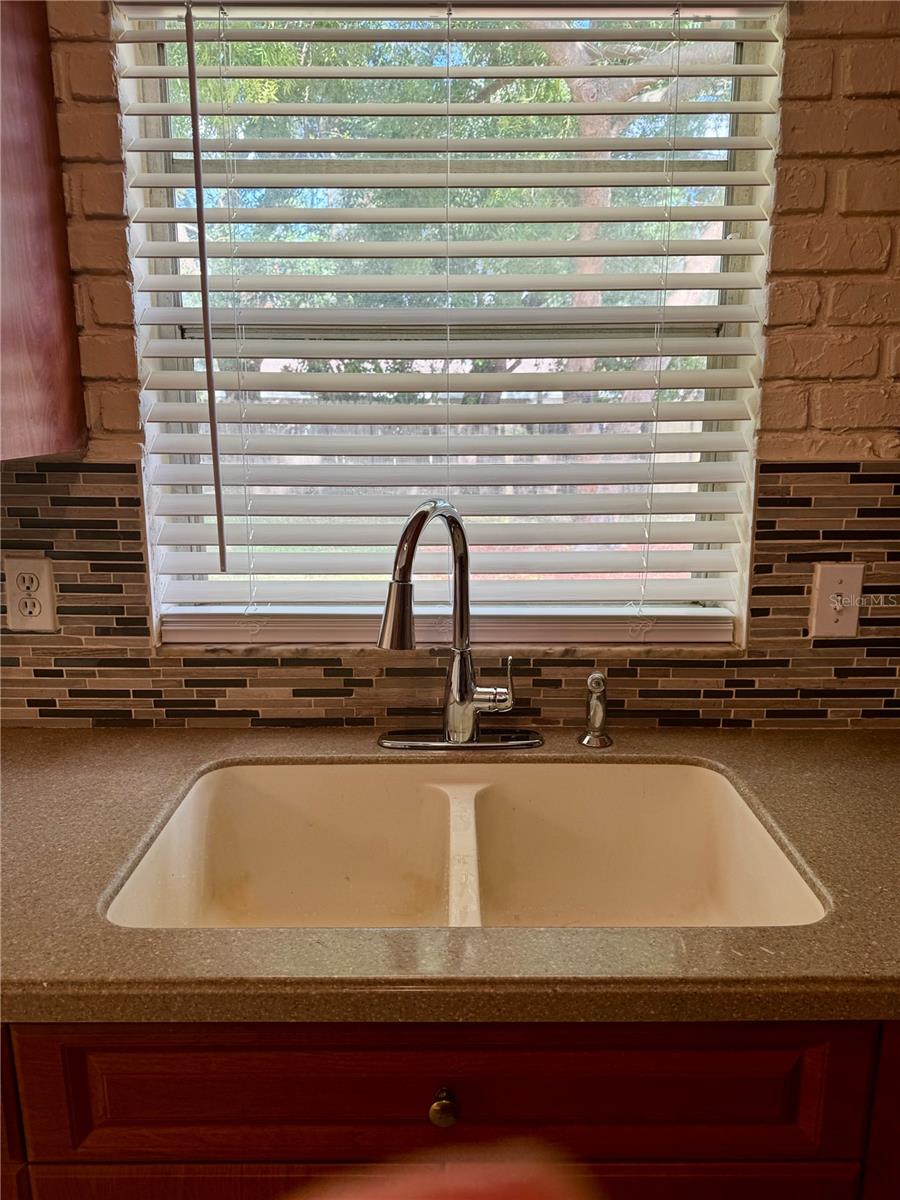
[149, 430, 749, 456]
[140, 303, 760, 328]
[133, 170, 769, 191]
[122, 63, 778, 80]
[149, 460, 749, 487]
[160, 578, 738, 604]
[118, 3, 781, 13]
[129, 136, 772, 154]
[146, 399, 753, 425]
[154, 491, 744, 518]
[120, 25, 778, 43]
[145, 367, 754, 393]
[157, 547, 737, 575]
[126, 99, 774, 117]
[137, 271, 763, 294]
[142, 335, 756, 358]
[135, 239, 763, 261]
[132, 204, 768, 225]
[158, 518, 740, 547]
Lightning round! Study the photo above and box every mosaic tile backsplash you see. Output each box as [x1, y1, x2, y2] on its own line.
[1, 460, 898, 729]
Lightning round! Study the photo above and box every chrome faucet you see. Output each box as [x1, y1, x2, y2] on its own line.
[376, 499, 542, 750]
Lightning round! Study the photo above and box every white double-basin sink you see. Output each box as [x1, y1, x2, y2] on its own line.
[107, 763, 825, 929]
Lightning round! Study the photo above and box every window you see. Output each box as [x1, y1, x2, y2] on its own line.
[118, 2, 782, 644]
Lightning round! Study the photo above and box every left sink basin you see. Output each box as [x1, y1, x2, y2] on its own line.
[106, 765, 450, 928]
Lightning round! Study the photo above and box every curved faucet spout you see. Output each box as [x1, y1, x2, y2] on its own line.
[376, 499, 538, 746]
[377, 498, 470, 652]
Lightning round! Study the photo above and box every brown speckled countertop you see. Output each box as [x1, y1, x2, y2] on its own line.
[2, 728, 898, 1023]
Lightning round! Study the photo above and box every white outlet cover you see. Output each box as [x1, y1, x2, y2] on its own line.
[809, 562, 865, 638]
[3, 555, 59, 633]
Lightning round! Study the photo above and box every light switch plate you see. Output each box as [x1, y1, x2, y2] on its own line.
[809, 562, 865, 638]
[3, 555, 59, 633]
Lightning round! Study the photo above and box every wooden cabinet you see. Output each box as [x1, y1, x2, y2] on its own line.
[5, 1021, 898, 1199]
[0, 1, 85, 463]
[862, 1023, 900, 1200]
[11, 1022, 877, 1165]
[2, 1027, 30, 1200]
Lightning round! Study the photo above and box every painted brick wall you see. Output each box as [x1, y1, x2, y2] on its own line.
[1, 0, 898, 729]
[48, 0, 140, 462]
[759, 0, 900, 460]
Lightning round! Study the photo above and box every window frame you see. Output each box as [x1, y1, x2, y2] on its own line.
[119, 8, 780, 648]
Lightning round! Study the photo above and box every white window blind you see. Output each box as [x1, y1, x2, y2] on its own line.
[118, 2, 782, 643]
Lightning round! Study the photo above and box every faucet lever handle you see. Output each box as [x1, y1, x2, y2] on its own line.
[474, 655, 516, 715]
[504, 655, 515, 705]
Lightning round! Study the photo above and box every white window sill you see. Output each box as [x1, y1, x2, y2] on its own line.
[157, 604, 737, 646]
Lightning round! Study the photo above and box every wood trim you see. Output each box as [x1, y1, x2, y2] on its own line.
[2, 1026, 26, 1166]
[862, 1022, 900, 1200]
[2, 1028, 30, 1200]
[1, 1167, 31, 1200]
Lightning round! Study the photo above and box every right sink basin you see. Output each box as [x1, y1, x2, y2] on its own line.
[474, 763, 825, 927]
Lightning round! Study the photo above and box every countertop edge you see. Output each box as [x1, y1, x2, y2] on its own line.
[5, 978, 900, 1024]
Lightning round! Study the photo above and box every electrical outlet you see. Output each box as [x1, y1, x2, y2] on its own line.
[809, 562, 865, 638]
[3, 555, 59, 633]
[16, 571, 40, 593]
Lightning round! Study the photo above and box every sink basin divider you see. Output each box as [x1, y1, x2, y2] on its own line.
[443, 784, 484, 928]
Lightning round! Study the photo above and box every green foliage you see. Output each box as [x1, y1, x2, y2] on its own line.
[160, 19, 736, 396]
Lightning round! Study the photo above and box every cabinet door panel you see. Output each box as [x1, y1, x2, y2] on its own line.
[3, 1028, 30, 1197]
[2, 1026, 26, 1167]
[13, 1022, 877, 1164]
[2, 1166, 31, 1200]
[862, 1022, 900, 1200]
[29, 1162, 862, 1200]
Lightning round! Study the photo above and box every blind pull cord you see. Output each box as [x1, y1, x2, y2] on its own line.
[185, 0, 227, 572]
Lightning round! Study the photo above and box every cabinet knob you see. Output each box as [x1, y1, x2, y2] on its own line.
[428, 1086, 459, 1128]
